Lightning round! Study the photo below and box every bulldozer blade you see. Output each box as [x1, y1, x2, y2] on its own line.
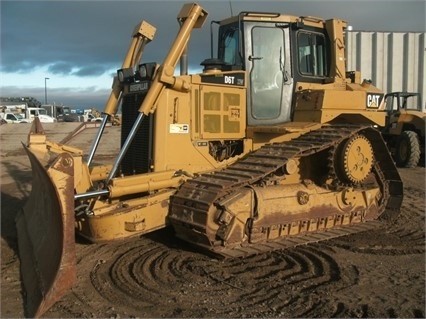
[16, 145, 76, 318]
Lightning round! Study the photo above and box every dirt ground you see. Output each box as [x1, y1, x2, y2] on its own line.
[1, 142, 425, 318]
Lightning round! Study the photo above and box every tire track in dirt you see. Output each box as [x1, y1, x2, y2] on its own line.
[328, 185, 425, 255]
[317, 183, 425, 318]
[78, 237, 345, 317]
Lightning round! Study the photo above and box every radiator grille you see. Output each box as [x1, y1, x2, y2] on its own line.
[120, 93, 154, 176]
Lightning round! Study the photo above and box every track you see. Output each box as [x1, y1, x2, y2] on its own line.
[170, 124, 403, 257]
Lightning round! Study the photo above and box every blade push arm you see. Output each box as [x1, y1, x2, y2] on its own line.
[138, 3, 208, 115]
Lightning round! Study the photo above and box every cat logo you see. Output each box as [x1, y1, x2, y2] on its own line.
[366, 93, 384, 109]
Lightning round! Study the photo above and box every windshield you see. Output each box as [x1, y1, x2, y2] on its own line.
[402, 95, 421, 111]
[30, 108, 48, 116]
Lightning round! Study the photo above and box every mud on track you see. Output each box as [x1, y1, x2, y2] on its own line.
[1, 156, 425, 318]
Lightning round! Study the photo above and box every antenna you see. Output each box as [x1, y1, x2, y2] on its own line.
[229, 1, 233, 16]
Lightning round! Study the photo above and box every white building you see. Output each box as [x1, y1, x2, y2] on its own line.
[346, 31, 425, 108]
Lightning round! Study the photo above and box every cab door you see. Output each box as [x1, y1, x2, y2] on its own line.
[244, 23, 293, 126]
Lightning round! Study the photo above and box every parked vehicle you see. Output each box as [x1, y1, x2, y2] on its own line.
[382, 92, 425, 167]
[0, 112, 30, 123]
[25, 107, 57, 123]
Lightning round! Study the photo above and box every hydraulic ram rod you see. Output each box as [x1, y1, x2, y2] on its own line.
[106, 3, 208, 183]
[87, 21, 156, 167]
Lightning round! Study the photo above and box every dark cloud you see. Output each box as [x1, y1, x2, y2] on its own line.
[47, 62, 74, 76]
[72, 65, 111, 77]
[0, 0, 424, 107]
[2, 0, 424, 74]
[46, 62, 109, 77]
[1, 1, 191, 73]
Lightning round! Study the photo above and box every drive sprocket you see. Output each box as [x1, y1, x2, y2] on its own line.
[337, 134, 374, 183]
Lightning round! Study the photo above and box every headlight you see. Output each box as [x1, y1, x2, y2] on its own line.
[135, 62, 157, 81]
[138, 65, 147, 79]
[117, 67, 134, 83]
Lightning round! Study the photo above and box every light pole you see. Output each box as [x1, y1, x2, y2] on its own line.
[44, 77, 50, 104]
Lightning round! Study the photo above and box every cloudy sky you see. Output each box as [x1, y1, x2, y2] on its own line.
[1, 0, 425, 109]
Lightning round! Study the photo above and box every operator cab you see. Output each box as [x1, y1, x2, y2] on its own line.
[214, 12, 332, 126]
[384, 92, 423, 114]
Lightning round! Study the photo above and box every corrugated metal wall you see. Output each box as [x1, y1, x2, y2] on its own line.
[346, 31, 426, 108]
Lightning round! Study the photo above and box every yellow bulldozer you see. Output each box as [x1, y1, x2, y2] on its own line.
[17, 3, 403, 317]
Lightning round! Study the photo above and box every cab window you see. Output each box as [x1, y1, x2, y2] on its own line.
[298, 31, 327, 77]
[219, 26, 241, 67]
